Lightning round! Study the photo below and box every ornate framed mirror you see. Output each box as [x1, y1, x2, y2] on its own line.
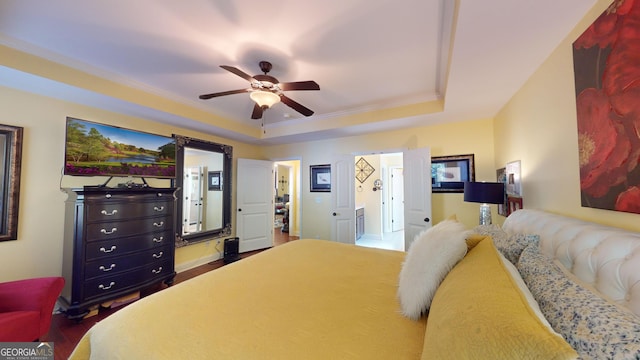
[174, 135, 232, 247]
[0, 124, 23, 241]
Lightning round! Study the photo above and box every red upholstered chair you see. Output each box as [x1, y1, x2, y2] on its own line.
[0, 277, 65, 341]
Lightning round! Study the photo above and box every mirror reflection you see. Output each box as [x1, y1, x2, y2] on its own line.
[174, 135, 232, 247]
[182, 148, 223, 234]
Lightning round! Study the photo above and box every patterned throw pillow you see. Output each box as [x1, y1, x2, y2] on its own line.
[517, 244, 640, 360]
[472, 224, 538, 265]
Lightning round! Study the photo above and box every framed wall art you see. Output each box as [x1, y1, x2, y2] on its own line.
[431, 154, 475, 193]
[507, 196, 523, 214]
[355, 157, 375, 183]
[208, 171, 222, 191]
[573, 0, 640, 214]
[505, 160, 522, 196]
[310, 164, 331, 192]
[496, 167, 508, 216]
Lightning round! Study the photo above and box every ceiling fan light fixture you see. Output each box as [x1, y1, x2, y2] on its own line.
[250, 90, 280, 108]
[201, 62, 318, 118]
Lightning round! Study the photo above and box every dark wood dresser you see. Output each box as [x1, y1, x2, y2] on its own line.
[60, 186, 177, 319]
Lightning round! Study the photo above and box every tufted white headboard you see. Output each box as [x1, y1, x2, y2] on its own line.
[502, 209, 640, 317]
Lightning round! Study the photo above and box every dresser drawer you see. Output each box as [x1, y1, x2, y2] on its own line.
[83, 272, 139, 301]
[85, 215, 172, 241]
[85, 200, 173, 222]
[84, 245, 172, 280]
[83, 260, 173, 300]
[143, 260, 172, 281]
[85, 230, 173, 261]
[83, 259, 172, 300]
[85, 190, 173, 203]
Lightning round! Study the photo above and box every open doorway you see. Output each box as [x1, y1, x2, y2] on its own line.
[274, 160, 301, 245]
[354, 153, 404, 251]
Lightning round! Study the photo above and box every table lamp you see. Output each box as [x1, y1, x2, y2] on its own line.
[463, 181, 505, 225]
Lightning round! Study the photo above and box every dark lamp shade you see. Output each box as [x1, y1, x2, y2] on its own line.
[463, 182, 505, 204]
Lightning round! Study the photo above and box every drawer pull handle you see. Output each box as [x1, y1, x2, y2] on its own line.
[101, 209, 118, 216]
[99, 245, 117, 253]
[101, 228, 118, 235]
[105, 194, 112, 199]
[98, 282, 115, 290]
[153, 221, 164, 227]
[152, 267, 163, 274]
[152, 251, 164, 259]
[157, 193, 163, 197]
[153, 206, 165, 212]
[99, 264, 116, 272]
[153, 236, 164, 243]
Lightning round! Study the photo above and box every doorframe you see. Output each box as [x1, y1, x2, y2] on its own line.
[350, 147, 430, 251]
[271, 156, 302, 238]
[352, 149, 406, 233]
[389, 165, 404, 232]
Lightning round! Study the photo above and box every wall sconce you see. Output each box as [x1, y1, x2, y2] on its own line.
[372, 179, 383, 191]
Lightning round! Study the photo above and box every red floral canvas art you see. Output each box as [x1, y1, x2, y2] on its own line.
[573, 0, 640, 214]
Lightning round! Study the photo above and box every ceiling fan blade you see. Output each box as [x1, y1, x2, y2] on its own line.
[220, 65, 255, 82]
[199, 89, 249, 100]
[280, 95, 314, 117]
[251, 104, 264, 119]
[279, 81, 320, 91]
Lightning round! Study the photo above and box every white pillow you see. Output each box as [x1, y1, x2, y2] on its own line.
[398, 219, 470, 319]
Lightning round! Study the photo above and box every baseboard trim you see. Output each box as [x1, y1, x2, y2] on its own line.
[175, 253, 222, 273]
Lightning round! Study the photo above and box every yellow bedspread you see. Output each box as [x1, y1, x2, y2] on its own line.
[69, 240, 426, 359]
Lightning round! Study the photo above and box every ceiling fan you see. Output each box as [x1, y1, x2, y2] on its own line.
[199, 61, 320, 120]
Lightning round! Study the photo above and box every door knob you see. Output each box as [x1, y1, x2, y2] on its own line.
[332, 212, 337, 216]
[424, 217, 430, 222]
[238, 208, 242, 212]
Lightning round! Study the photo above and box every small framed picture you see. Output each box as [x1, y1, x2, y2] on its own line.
[507, 196, 523, 214]
[208, 171, 222, 191]
[310, 164, 331, 192]
[506, 160, 522, 196]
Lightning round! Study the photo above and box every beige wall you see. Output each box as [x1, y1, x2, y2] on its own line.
[494, 0, 640, 232]
[276, 165, 290, 198]
[263, 118, 497, 240]
[0, 85, 262, 282]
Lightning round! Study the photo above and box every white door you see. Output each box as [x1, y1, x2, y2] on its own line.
[391, 167, 404, 232]
[237, 158, 273, 252]
[183, 167, 203, 234]
[331, 155, 355, 243]
[403, 148, 432, 250]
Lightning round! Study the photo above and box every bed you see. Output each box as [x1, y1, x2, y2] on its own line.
[70, 240, 428, 359]
[69, 210, 640, 359]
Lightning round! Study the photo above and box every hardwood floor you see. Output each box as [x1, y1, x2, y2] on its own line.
[49, 228, 298, 360]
